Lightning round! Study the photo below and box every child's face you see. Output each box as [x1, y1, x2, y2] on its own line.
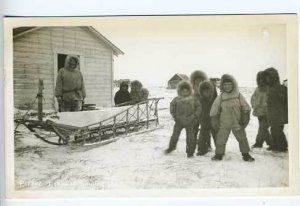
[202, 89, 210, 97]
[223, 82, 233, 93]
[121, 85, 128, 91]
[181, 88, 191, 97]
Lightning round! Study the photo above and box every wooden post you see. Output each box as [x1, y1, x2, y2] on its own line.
[37, 79, 44, 121]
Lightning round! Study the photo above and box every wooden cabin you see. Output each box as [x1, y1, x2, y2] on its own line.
[13, 26, 124, 110]
[167, 73, 189, 89]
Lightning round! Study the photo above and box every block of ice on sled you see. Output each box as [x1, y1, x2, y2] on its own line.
[46, 103, 156, 128]
[46, 106, 131, 128]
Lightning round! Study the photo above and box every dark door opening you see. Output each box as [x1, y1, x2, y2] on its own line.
[57, 53, 67, 71]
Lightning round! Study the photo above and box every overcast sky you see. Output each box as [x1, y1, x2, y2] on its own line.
[94, 15, 287, 87]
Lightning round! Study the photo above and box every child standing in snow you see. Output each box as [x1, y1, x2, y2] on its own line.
[190, 70, 208, 147]
[210, 74, 254, 162]
[165, 81, 201, 158]
[251, 71, 272, 148]
[262, 67, 288, 152]
[197, 80, 218, 155]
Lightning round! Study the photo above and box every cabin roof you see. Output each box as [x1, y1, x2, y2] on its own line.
[13, 26, 124, 56]
[168, 73, 189, 82]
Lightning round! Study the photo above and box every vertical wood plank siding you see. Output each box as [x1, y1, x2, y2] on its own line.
[13, 27, 113, 110]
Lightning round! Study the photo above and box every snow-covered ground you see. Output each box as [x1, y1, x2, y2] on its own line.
[14, 86, 289, 190]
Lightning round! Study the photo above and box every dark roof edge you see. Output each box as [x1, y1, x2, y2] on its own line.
[13, 26, 124, 56]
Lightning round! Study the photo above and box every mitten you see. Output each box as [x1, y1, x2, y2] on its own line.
[240, 111, 250, 128]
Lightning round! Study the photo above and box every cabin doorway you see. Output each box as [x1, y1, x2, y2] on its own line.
[53, 52, 83, 110]
[57, 53, 67, 71]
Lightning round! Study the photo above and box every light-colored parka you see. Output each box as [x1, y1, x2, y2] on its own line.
[210, 74, 251, 130]
[250, 71, 268, 117]
[55, 55, 86, 102]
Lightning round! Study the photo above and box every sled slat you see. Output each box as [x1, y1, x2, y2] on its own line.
[146, 101, 149, 129]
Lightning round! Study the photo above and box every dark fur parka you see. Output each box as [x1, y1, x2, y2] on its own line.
[263, 68, 288, 126]
[170, 81, 202, 126]
[198, 80, 217, 127]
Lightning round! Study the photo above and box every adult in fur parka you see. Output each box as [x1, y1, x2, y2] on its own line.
[55, 55, 86, 112]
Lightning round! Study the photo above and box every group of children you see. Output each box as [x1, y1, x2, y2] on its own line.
[114, 80, 149, 106]
[251, 68, 288, 152]
[165, 68, 288, 162]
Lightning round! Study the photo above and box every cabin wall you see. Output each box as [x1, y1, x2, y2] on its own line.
[13, 27, 113, 110]
[168, 80, 181, 89]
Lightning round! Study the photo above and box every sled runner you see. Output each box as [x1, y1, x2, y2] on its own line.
[15, 97, 163, 146]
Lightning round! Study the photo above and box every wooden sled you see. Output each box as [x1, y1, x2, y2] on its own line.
[15, 97, 164, 147]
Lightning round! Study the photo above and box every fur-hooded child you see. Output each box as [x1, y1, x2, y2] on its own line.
[114, 81, 131, 106]
[190, 70, 208, 96]
[250, 71, 268, 117]
[210, 74, 251, 130]
[198, 80, 218, 127]
[130, 80, 149, 103]
[262, 67, 288, 126]
[170, 81, 202, 126]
